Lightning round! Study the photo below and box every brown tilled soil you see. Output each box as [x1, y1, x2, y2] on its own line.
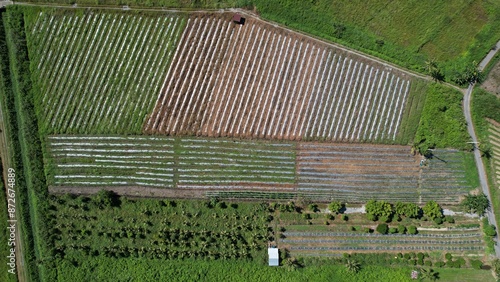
[143, 12, 413, 142]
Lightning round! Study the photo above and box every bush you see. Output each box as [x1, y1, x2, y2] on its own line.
[376, 223, 389, 234]
[455, 257, 466, 267]
[435, 261, 445, 267]
[324, 221, 329, 225]
[445, 253, 452, 260]
[484, 224, 497, 237]
[470, 259, 483, 270]
[417, 253, 424, 260]
[328, 201, 344, 214]
[397, 225, 406, 234]
[302, 213, 311, 220]
[425, 261, 432, 267]
[325, 214, 334, 220]
[367, 213, 378, 221]
[389, 227, 397, 234]
[417, 259, 424, 265]
[342, 214, 348, 221]
[404, 253, 411, 260]
[423, 201, 443, 220]
[363, 228, 372, 233]
[433, 217, 443, 225]
[407, 225, 418, 235]
[444, 216, 455, 223]
[308, 203, 319, 212]
[379, 215, 391, 223]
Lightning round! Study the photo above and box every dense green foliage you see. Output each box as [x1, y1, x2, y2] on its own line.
[49, 195, 271, 276]
[54, 257, 417, 282]
[471, 88, 500, 146]
[461, 193, 490, 216]
[394, 202, 421, 219]
[328, 201, 344, 214]
[414, 83, 470, 153]
[422, 201, 443, 220]
[2, 6, 53, 281]
[0, 167, 18, 282]
[365, 200, 393, 218]
[376, 223, 388, 234]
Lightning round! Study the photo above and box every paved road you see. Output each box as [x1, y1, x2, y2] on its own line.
[463, 40, 500, 257]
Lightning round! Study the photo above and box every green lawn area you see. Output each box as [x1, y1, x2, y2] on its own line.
[438, 268, 494, 282]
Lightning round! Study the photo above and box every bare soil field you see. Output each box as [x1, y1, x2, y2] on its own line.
[144, 12, 414, 143]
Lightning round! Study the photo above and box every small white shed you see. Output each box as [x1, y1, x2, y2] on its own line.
[268, 248, 279, 266]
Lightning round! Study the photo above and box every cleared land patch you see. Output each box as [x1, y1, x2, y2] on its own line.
[145, 13, 414, 143]
[27, 11, 186, 134]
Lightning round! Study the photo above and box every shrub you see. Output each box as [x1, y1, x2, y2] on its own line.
[217, 201, 227, 209]
[425, 261, 432, 267]
[445, 216, 455, 223]
[376, 223, 389, 234]
[350, 226, 356, 231]
[407, 225, 417, 235]
[433, 217, 443, 225]
[423, 201, 443, 219]
[417, 253, 424, 260]
[435, 261, 445, 267]
[470, 259, 483, 270]
[328, 201, 344, 214]
[389, 227, 397, 234]
[302, 213, 311, 220]
[484, 224, 497, 237]
[397, 225, 406, 234]
[324, 221, 329, 225]
[342, 214, 348, 221]
[379, 215, 391, 223]
[363, 228, 372, 233]
[308, 203, 319, 212]
[445, 253, 452, 260]
[417, 259, 424, 265]
[367, 213, 378, 221]
[456, 257, 466, 267]
[325, 214, 335, 220]
[365, 200, 393, 218]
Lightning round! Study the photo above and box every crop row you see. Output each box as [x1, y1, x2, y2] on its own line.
[282, 239, 482, 245]
[46, 136, 295, 188]
[282, 232, 482, 238]
[288, 246, 483, 251]
[489, 123, 500, 189]
[28, 11, 186, 134]
[145, 13, 412, 142]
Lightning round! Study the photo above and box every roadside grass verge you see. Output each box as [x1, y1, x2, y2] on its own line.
[414, 83, 471, 153]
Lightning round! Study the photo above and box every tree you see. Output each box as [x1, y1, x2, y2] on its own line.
[365, 200, 393, 218]
[394, 202, 421, 218]
[419, 268, 439, 281]
[376, 223, 388, 234]
[422, 201, 442, 219]
[345, 259, 361, 273]
[283, 257, 301, 271]
[328, 201, 344, 214]
[425, 59, 444, 82]
[461, 194, 490, 216]
[308, 203, 319, 212]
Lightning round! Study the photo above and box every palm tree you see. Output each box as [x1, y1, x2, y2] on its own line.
[419, 268, 439, 281]
[345, 259, 361, 273]
[283, 257, 301, 271]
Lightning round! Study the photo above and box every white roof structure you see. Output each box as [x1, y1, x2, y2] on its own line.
[268, 248, 279, 266]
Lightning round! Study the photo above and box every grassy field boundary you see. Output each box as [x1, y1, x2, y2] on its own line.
[395, 79, 429, 145]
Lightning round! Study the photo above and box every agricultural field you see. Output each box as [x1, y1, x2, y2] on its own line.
[488, 121, 500, 190]
[26, 10, 186, 134]
[46, 136, 476, 204]
[276, 211, 486, 257]
[145, 13, 418, 143]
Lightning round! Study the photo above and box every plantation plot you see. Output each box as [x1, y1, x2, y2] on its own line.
[46, 136, 296, 191]
[280, 231, 485, 256]
[488, 122, 500, 190]
[420, 149, 476, 203]
[145, 13, 413, 143]
[27, 11, 186, 134]
[296, 143, 421, 202]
